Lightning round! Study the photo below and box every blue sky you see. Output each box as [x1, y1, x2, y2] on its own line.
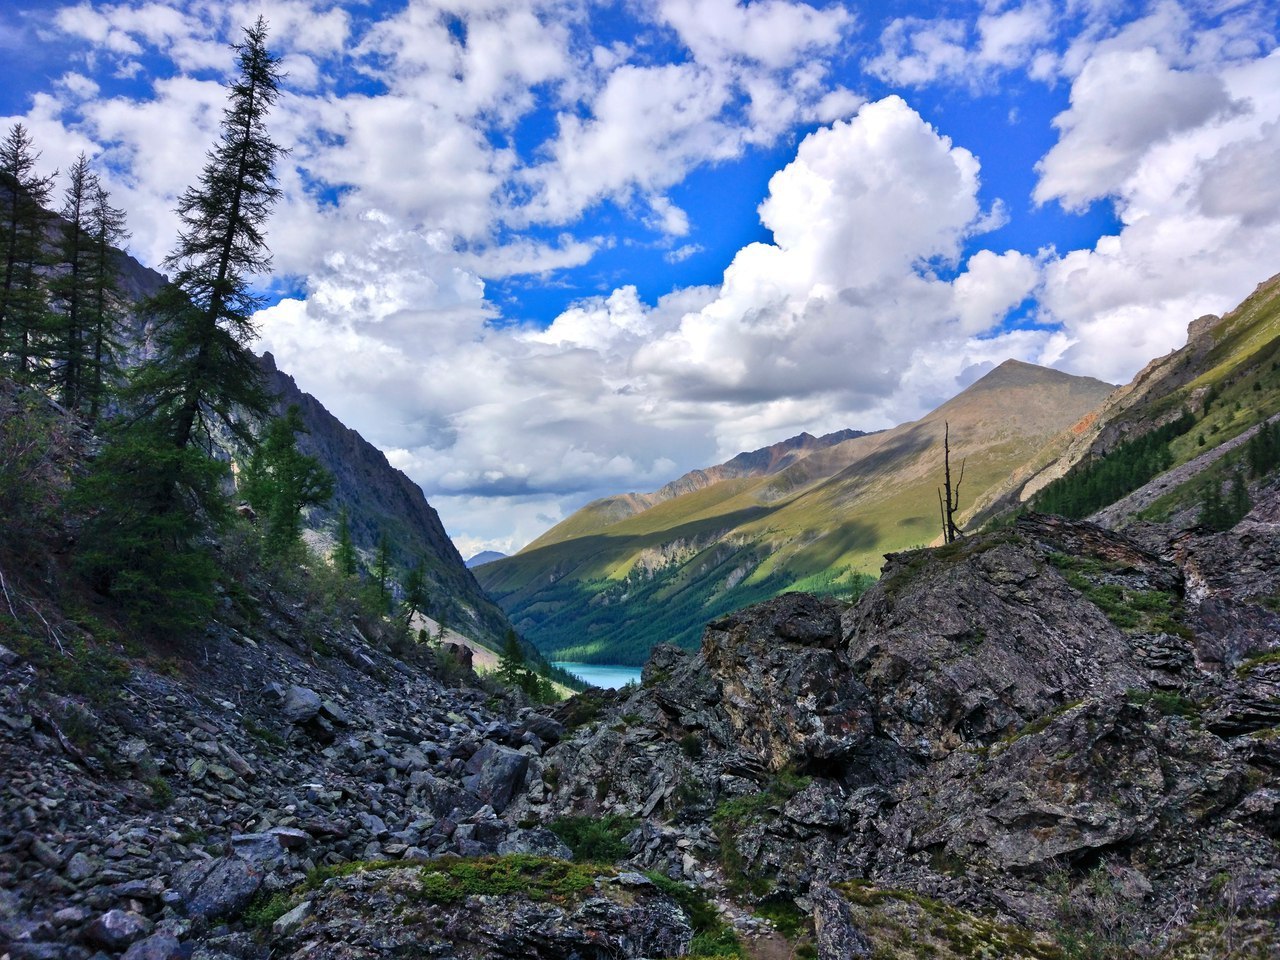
[3, 0, 1279, 555]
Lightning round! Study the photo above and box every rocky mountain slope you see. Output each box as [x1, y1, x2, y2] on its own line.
[4, 476, 1277, 958]
[478, 361, 1113, 664]
[99, 247, 511, 651]
[259, 353, 511, 648]
[977, 271, 1280, 528]
[521, 428, 868, 552]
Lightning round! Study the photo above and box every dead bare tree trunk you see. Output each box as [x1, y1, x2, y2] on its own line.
[939, 421, 965, 544]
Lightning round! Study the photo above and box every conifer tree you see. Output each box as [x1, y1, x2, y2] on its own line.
[0, 124, 55, 374]
[498, 629, 526, 687]
[76, 20, 284, 632]
[48, 154, 98, 410]
[373, 532, 392, 611]
[402, 560, 428, 615]
[333, 505, 358, 576]
[239, 404, 333, 559]
[127, 16, 283, 452]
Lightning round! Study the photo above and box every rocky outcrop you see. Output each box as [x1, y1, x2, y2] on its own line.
[527, 507, 1280, 955]
[702, 593, 875, 773]
[269, 865, 693, 959]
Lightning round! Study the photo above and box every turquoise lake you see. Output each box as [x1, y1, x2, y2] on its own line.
[552, 662, 643, 690]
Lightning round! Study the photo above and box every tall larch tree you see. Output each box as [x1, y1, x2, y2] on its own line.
[0, 124, 56, 375]
[48, 153, 98, 410]
[127, 15, 283, 453]
[76, 20, 285, 632]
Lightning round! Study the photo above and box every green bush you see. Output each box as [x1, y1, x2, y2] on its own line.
[548, 814, 638, 862]
[0, 384, 66, 541]
[144, 775, 173, 809]
[242, 890, 293, 928]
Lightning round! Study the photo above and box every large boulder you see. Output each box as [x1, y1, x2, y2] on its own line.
[462, 742, 530, 813]
[885, 697, 1245, 870]
[701, 593, 875, 773]
[280, 685, 322, 724]
[172, 856, 263, 921]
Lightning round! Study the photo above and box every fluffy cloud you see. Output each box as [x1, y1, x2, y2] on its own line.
[867, 1, 1055, 87]
[1036, 39, 1280, 382]
[1034, 48, 1241, 210]
[658, 0, 853, 70]
[631, 95, 1031, 429]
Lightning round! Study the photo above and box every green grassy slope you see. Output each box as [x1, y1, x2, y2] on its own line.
[478, 360, 1114, 664]
[1017, 272, 1280, 526]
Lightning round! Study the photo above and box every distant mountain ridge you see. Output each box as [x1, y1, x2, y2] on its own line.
[466, 551, 508, 568]
[477, 359, 1115, 664]
[524, 427, 869, 551]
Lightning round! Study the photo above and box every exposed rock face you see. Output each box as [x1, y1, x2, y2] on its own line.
[811, 883, 872, 959]
[525, 506, 1280, 955]
[847, 518, 1168, 757]
[702, 593, 875, 773]
[270, 866, 693, 959]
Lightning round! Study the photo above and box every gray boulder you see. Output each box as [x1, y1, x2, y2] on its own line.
[84, 909, 153, 950]
[172, 857, 263, 921]
[121, 932, 184, 960]
[281, 685, 322, 724]
[462, 742, 529, 813]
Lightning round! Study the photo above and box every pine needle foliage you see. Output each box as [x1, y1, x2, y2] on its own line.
[0, 123, 56, 376]
[75, 19, 285, 635]
[129, 17, 284, 451]
[239, 404, 334, 559]
[48, 153, 128, 415]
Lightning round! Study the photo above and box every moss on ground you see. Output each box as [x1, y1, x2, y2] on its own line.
[416, 854, 609, 903]
[836, 881, 1068, 959]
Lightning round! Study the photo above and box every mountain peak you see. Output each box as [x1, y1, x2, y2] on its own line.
[968, 358, 1114, 393]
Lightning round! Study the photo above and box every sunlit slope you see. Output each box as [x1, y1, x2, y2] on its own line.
[519, 428, 866, 552]
[476, 360, 1114, 664]
[974, 272, 1280, 524]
